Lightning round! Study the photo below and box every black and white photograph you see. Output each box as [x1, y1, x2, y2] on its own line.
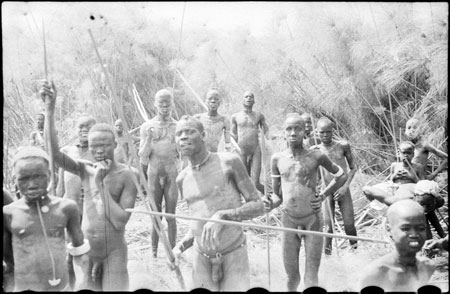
[2, 2, 448, 292]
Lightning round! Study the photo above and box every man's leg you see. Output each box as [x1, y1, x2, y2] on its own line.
[164, 165, 179, 248]
[323, 197, 335, 255]
[102, 246, 129, 291]
[220, 243, 250, 291]
[338, 190, 357, 248]
[191, 247, 219, 291]
[148, 170, 164, 257]
[304, 214, 323, 289]
[282, 213, 302, 291]
[251, 145, 264, 194]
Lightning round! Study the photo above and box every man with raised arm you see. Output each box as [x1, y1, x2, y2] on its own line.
[231, 91, 269, 194]
[171, 115, 264, 291]
[264, 113, 347, 291]
[193, 89, 232, 152]
[41, 80, 137, 291]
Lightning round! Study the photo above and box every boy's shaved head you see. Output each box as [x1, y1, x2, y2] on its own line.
[155, 89, 173, 100]
[177, 115, 204, 133]
[387, 199, 425, 225]
[89, 123, 116, 139]
[284, 113, 304, 127]
[12, 146, 50, 168]
[317, 117, 334, 128]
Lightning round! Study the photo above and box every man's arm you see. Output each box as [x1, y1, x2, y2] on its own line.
[318, 153, 347, 198]
[333, 141, 357, 200]
[426, 143, 448, 180]
[41, 81, 81, 175]
[217, 155, 264, 221]
[269, 154, 282, 209]
[230, 114, 238, 142]
[259, 113, 269, 139]
[65, 200, 89, 290]
[223, 117, 232, 151]
[3, 210, 14, 283]
[95, 163, 137, 231]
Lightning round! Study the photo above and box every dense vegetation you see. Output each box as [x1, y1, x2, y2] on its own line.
[3, 2, 448, 188]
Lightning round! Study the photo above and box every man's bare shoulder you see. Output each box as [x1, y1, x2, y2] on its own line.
[337, 139, 351, 148]
[51, 196, 78, 211]
[361, 255, 391, 281]
[60, 144, 77, 154]
[216, 151, 240, 164]
[193, 113, 206, 119]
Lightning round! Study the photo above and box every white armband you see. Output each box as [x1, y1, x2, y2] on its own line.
[330, 166, 344, 178]
[67, 239, 90, 256]
[271, 174, 281, 178]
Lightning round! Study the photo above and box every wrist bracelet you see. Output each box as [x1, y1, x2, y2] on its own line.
[67, 239, 91, 256]
[225, 143, 232, 149]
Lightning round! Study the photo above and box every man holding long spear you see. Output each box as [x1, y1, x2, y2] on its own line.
[41, 81, 138, 291]
[170, 115, 264, 291]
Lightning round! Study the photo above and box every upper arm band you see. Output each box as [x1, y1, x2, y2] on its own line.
[330, 166, 344, 178]
[67, 239, 91, 256]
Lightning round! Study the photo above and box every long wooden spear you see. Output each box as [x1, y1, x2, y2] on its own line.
[126, 209, 389, 244]
[42, 19, 57, 196]
[259, 126, 271, 290]
[88, 29, 186, 290]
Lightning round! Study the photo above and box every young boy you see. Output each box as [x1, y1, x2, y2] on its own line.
[301, 113, 320, 149]
[29, 112, 46, 149]
[405, 117, 448, 180]
[138, 89, 179, 257]
[363, 141, 424, 202]
[171, 115, 264, 291]
[194, 89, 232, 152]
[314, 117, 357, 255]
[231, 91, 269, 194]
[359, 199, 435, 292]
[3, 147, 90, 291]
[42, 81, 137, 291]
[264, 113, 347, 291]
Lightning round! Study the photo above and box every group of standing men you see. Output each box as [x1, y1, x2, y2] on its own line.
[3, 80, 446, 292]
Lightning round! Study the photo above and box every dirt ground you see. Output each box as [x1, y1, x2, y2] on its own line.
[125, 171, 448, 292]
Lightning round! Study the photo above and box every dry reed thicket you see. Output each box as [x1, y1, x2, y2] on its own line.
[2, 2, 448, 291]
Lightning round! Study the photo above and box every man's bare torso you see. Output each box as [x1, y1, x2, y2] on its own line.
[81, 163, 131, 258]
[275, 149, 320, 217]
[194, 113, 228, 152]
[3, 197, 71, 291]
[178, 153, 244, 253]
[233, 111, 263, 155]
[317, 140, 348, 184]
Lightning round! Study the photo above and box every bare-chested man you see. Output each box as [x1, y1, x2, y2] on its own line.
[55, 113, 96, 288]
[3, 146, 90, 291]
[314, 117, 357, 255]
[264, 113, 347, 291]
[42, 81, 137, 291]
[29, 112, 46, 149]
[193, 89, 232, 152]
[138, 89, 179, 257]
[359, 199, 435, 291]
[3, 188, 15, 292]
[231, 91, 269, 194]
[171, 115, 264, 291]
[405, 117, 448, 180]
[301, 113, 320, 149]
[363, 141, 424, 202]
